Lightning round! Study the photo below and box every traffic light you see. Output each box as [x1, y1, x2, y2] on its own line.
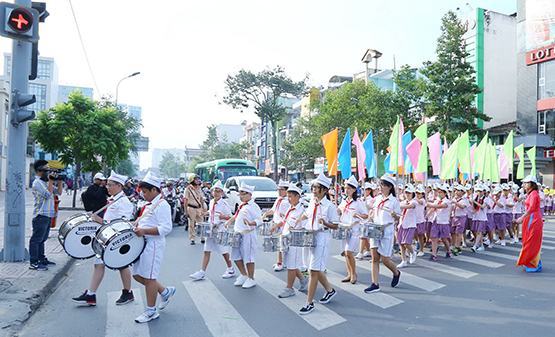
[11, 90, 36, 125]
[0, 2, 39, 43]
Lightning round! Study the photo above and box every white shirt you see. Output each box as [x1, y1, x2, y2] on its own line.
[372, 194, 400, 225]
[161, 187, 176, 199]
[432, 197, 451, 224]
[472, 196, 488, 221]
[233, 199, 262, 233]
[104, 191, 134, 223]
[492, 195, 505, 214]
[271, 196, 290, 224]
[339, 198, 366, 231]
[208, 197, 232, 232]
[400, 199, 418, 229]
[484, 196, 495, 214]
[415, 198, 426, 224]
[282, 203, 306, 236]
[137, 194, 173, 240]
[303, 197, 339, 231]
[453, 197, 470, 217]
[513, 194, 525, 214]
[540, 190, 545, 207]
[502, 193, 513, 213]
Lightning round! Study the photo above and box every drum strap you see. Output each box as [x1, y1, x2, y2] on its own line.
[133, 199, 164, 226]
[93, 195, 126, 216]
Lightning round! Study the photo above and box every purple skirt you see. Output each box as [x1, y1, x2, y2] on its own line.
[416, 222, 427, 235]
[494, 213, 506, 230]
[486, 213, 495, 231]
[513, 213, 522, 221]
[430, 222, 451, 239]
[472, 220, 487, 232]
[465, 216, 473, 230]
[503, 213, 513, 227]
[451, 216, 467, 234]
[398, 227, 416, 244]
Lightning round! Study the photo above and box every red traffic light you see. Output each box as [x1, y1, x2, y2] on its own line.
[7, 7, 33, 33]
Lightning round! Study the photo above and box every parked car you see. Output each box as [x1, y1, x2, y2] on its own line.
[224, 176, 278, 212]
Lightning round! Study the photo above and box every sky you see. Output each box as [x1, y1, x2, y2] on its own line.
[0, 0, 517, 170]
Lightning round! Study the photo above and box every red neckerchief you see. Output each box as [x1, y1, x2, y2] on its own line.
[284, 207, 296, 221]
[377, 196, 389, 210]
[235, 202, 248, 217]
[210, 199, 218, 223]
[138, 202, 152, 217]
[311, 202, 320, 230]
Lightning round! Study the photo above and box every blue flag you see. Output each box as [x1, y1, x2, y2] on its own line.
[384, 153, 394, 174]
[402, 131, 412, 174]
[362, 131, 376, 178]
[338, 128, 352, 178]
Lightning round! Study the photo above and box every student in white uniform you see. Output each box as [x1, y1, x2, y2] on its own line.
[470, 184, 488, 252]
[277, 183, 308, 298]
[72, 171, 135, 306]
[414, 184, 427, 257]
[357, 182, 377, 260]
[364, 174, 401, 294]
[189, 181, 235, 281]
[299, 173, 339, 315]
[133, 172, 176, 323]
[512, 187, 525, 242]
[501, 184, 516, 243]
[228, 183, 262, 289]
[338, 175, 368, 284]
[265, 180, 291, 272]
[426, 183, 452, 261]
[451, 184, 469, 256]
[397, 184, 418, 268]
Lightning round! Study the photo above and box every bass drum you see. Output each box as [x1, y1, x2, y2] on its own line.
[92, 219, 146, 270]
[58, 213, 100, 259]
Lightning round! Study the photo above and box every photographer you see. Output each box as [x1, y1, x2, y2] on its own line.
[30, 160, 63, 271]
[81, 173, 109, 214]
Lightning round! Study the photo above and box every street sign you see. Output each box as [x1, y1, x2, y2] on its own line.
[0, 2, 39, 42]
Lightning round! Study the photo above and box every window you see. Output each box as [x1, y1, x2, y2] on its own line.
[538, 110, 555, 139]
[538, 60, 555, 100]
[28, 83, 47, 111]
[36, 61, 51, 79]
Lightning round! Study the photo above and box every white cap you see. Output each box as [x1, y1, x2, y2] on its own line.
[511, 185, 519, 193]
[278, 179, 289, 188]
[239, 183, 255, 194]
[211, 180, 224, 191]
[369, 182, 379, 190]
[438, 183, 449, 192]
[380, 174, 396, 187]
[94, 172, 106, 180]
[363, 182, 373, 190]
[107, 170, 127, 185]
[404, 184, 415, 193]
[345, 175, 359, 189]
[287, 183, 302, 195]
[474, 184, 483, 192]
[455, 184, 466, 191]
[141, 171, 162, 189]
[522, 175, 538, 184]
[312, 173, 332, 189]
[501, 183, 510, 190]
[465, 183, 472, 191]
[492, 187, 502, 194]
[415, 184, 425, 194]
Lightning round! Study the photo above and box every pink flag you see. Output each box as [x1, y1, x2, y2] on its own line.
[413, 172, 425, 181]
[498, 150, 509, 179]
[406, 138, 422, 169]
[428, 132, 441, 176]
[352, 128, 366, 180]
[398, 118, 405, 170]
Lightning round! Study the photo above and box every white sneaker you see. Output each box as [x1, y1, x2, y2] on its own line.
[397, 261, 408, 269]
[158, 286, 176, 311]
[273, 263, 284, 272]
[513, 237, 519, 244]
[495, 239, 501, 244]
[461, 241, 467, 248]
[234, 275, 248, 286]
[355, 252, 364, 260]
[483, 238, 490, 245]
[278, 287, 295, 298]
[409, 252, 417, 264]
[189, 270, 206, 281]
[363, 250, 371, 258]
[476, 245, 485, 252]
[500, 240, 506, 246]
[135, 310, 159, 323]
[242, 278, 256, 289]
[298, 277, 308, 292]
[222, 268, 235, 279]
[416, 251, 425, 257]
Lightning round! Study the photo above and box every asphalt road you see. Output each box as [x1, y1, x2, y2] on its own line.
[16, 221, 555, 337]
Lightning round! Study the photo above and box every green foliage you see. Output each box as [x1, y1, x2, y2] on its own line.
[196, 125, 249, 166]
[115, 158, 137, 177]
[159, 152, 186, 178]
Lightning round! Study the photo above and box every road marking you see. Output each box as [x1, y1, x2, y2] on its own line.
[255, 269, 346, 331]
[182, 280, 259, 337]
[454, 254, 504, 268]
[325, 270, 403, 309]
[415, 258, 478, 279]
[106, 288, 150, 337]
[491, 245, 522, 252]
[511, 241, 555, 250]
[332, 255, 445, 292]
[479, 250, 517, 260]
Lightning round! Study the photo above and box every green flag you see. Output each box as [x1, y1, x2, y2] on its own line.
[457, 130, 471, 174]
[440, 136, 460, 180]
[490, 142, 500, 183]
[388, 116, 400, 173]
[502, 131, 514, 175]
[473, 132, 489, 177]
[414, 123, 428, 173]
[527, 146, 537, 177]
[515, 144, 525, 179]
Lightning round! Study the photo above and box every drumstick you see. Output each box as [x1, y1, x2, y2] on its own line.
[133, 199, 164, 227]
[92, 195, 127, 216]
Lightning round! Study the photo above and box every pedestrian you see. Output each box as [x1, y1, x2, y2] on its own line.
[356, 182, 377, 260]
[265, 180, 291, 272]
[397, 184, 418, 268]
[183, 174, 207, 245]
[72, 171, 135, 306]
[470, 185, 488, 252]
[426, 183, 452, 261]
[515, 175, 543, 273]
[132, 172, 176, 323]
[450, 184, 469, 255]
[29, 160, 63, 271]
[81, 173, 109, 215]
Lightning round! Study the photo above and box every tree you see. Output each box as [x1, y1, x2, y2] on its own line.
[115, 158, 137, 177]
[421, 11, 490, 142]
[223, 66, 306, 180]
[197, 124, 250, 162]
[159, 152, 186, 178]
[30, 91, 140, 206]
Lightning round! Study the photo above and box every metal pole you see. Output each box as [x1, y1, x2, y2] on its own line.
[1, 0, 33, 262]
[115, 71, 140, 105]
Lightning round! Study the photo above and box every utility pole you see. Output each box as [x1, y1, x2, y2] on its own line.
[0, 0, 42, 261]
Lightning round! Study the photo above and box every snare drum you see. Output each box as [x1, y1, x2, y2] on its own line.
[229, 232, 243, 248]
[58, 213, 100, 259]
[257, 222, 273, 236]
[196, 222, 215, 239]
[216, 231, 232, 245]
[263, 236, 280, 252]
[331, 224, 352, 240]
[279, 235, 290, 252]
[288, 230, 315, 247]
[92, 219, 146, 270]
[360, 223, 385, 239]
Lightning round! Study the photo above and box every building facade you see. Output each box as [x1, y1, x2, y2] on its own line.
[57, 85, 94, 102]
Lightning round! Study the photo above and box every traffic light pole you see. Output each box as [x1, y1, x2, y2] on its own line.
[1, 0, 33, 262]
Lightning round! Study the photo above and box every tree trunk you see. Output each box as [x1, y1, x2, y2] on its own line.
[72, 162, 81, 208]
[271, 120, 279, 182]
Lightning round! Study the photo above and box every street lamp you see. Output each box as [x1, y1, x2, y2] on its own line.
[115, 71, 140, 105]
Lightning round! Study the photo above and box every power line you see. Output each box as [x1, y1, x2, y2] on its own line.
[67, 0, 100, 94]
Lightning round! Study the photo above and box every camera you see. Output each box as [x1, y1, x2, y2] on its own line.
[48, 169, 67, 181]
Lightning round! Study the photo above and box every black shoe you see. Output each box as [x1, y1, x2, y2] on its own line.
[40, 259, 56, 266]
[29, 263, 48, 271]
[115, 289, 134, 305]
[72, 291, 96, 306]
[364, 283, 380, 293]
[391, 270, 401, 288]
[299, 302, 315, 315]
[201, 239, 205, 244]
[318, 288, 336, 304]
[190, 240, 195, 245]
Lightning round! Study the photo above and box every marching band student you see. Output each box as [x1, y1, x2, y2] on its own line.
[356, 182, 376, 260]
[364, 174, 401, 294]
[415, 185, 427, 257]
[501, 184, 516, 243]
[338, 176, 368, 284]
[397, 184, 418, 268]
[72, 171, 135, 306]
[483, 186, 495, 248]
[450, 184, 469, 256]
[512, 187, 525, 242]
[299, 173, 339, 315]
[264, 180, 291, 272]
[277, 183, 308, 298]
[426, 184, 452, 261]
[470, 185, 488, 252]
[189, 181, 235, 281]
[133, 172, 175, 323]
[464, 184, 475, 246]
[228, 183, 262, 289]
[492, 187, 507, 246]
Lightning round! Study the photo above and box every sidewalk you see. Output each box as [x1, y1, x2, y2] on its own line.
[0, 190, 84, 337]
